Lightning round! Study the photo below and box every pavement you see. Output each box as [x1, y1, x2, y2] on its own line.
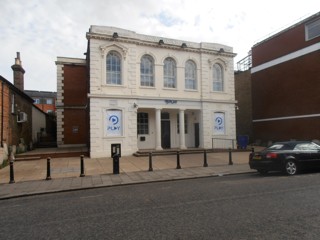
[0, 148, 260, 200]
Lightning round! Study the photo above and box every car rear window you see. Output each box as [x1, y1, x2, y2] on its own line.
[267, 144, 292, 150]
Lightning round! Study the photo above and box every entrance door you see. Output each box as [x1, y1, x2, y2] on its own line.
[161, 113, 171, 149]
[194, 123, 200, 148]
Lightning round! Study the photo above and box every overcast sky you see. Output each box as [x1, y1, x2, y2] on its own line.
[0, 0, 318, 91]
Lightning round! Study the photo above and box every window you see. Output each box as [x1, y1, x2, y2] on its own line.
[46, 98, 53, 104]
[34, 98, 40, 104]
[185, 60, 197, 90]
[164, 58, 176, 88]
[140, 55, 154, 87]
[11, 94, 15, 113]
[305, 18, 320, 41]
[177, 114, 188, 134]
[137, 112, 149, 134]
[213, 64, 224, 91]
[106, 51, 121, 85]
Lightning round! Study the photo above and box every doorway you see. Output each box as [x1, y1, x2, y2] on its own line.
[161, 112, 171, 149]
[194, 123, 200, 148]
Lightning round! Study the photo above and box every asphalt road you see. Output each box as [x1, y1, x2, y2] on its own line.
[1, 172, 320, 239]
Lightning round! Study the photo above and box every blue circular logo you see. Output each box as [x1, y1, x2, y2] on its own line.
[215, 117, 223, 125]
[109, 115, 119, 125]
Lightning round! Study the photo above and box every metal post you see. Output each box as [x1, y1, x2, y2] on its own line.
[203, 149, 208, 167]
[148, 152, 153, 171]
[251, 147, 255, 153]
[228, 148, 233, 165]
[176, 151, 181, 169]
[46, 157, 52, 180]
[113, 154, 119, 174]
[80, 155, 85, 177]
[9, 160, 15, 184]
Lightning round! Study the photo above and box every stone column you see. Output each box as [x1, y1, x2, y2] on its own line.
[179, 109, 186, 149]
[155, 108, 162, 150]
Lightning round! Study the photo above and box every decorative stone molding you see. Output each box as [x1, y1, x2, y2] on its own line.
[100, 43, 128, 59]
[208, 58, 228, 70]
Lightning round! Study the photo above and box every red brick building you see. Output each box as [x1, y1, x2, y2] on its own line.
[24, 90, 56, 114]
[250, 12, 320, 144]
[55, 58, 89, 147]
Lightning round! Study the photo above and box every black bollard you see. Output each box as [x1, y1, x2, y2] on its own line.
[9, 160, 15, 184]
[176, 151, 181, 169]
[80, 155, 85, 177]
[148, 152, 153, 171]
[46, 157, 52, 180]
[251, 147, 255, 153]
[228, 148, 233, 165]
[113, 154, 120, 174]
[203, 149, 208, 167]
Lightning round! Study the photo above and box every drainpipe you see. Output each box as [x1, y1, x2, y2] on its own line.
[1, 81, 4, 147]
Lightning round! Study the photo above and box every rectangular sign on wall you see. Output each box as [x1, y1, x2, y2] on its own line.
[214, 112, 225, 135]
[106, 110, 122, 136]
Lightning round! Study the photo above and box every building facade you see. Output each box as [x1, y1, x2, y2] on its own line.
[57, 26, 237, 157]
[251, 12, 320, 144]
[24, 90, 56, 114]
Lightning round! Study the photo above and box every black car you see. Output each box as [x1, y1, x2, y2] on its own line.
[249, 141, 320, 175]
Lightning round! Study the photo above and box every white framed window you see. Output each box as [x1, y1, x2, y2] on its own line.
[106, 51, 122, 85]
[213, 64, 224, 92]
[46, 98, 53, 104]
[185, 60, 197, 90]
[164, 57, 176, 88]
[305, 18, 320, 41]
[11, 94, 15, 113]
[137, 112, 149, 134]
[140, 55, 154, 87]
[34, 98, 40, 104]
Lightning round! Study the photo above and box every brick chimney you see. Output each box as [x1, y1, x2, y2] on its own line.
[11, 52, 25, 91]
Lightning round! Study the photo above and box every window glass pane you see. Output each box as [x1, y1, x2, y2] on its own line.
[107, 51, 121, 85]
[213, 64, 224, 91]
[185, 60, 197, 90]
[164, 58, 176, 88]
[306, 18, 320, 40]
[140, 55, 154, 87]
[137, 112, 149, 134]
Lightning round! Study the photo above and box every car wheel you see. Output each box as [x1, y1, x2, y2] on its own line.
[284, 160, 298, 175]
[258, 169, 268, 175]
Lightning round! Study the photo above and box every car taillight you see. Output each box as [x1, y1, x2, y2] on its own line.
[266, 152, 278, 159]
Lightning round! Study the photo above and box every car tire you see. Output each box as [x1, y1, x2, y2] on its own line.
[258, 169, 268, 175]
[284, 160, 298, 175]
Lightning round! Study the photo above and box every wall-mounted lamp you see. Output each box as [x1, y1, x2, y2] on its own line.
[181, 43, 187, 48]
[113, 32, 119, 38]
[158, 39, 164, 45]
[133, 103, 138, 108]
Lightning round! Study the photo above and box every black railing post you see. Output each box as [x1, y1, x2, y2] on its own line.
[203, 150, 208, 167]
[46, 157, 52, 180]
[251, 147, 255, 153]
[176, 151, 181, 169]
[228, 148, 233, 165]
[148, 152, 153, 171]
[9, 159, 15, 184]
[80, 155, 85, 177]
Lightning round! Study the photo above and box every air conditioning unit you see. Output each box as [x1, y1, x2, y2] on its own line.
[17, 112, 28, 123]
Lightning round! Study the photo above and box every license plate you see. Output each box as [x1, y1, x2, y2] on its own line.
[253, 156, 262, 160]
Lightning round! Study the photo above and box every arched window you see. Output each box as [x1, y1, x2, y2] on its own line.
[106, 51, 121, 85]
[185, 60, 197, 90]
[140, 55, 154, 87]
[163, 57, 176, 88]
[213, 64, 224, 91]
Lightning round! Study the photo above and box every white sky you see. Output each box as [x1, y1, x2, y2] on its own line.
[0, 0, 318, 91]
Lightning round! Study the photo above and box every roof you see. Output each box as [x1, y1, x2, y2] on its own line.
[0, 75, 34, 103]
[24, 90, 56, 98]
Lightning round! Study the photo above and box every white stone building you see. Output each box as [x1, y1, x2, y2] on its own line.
[86, 26, 236, 157]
